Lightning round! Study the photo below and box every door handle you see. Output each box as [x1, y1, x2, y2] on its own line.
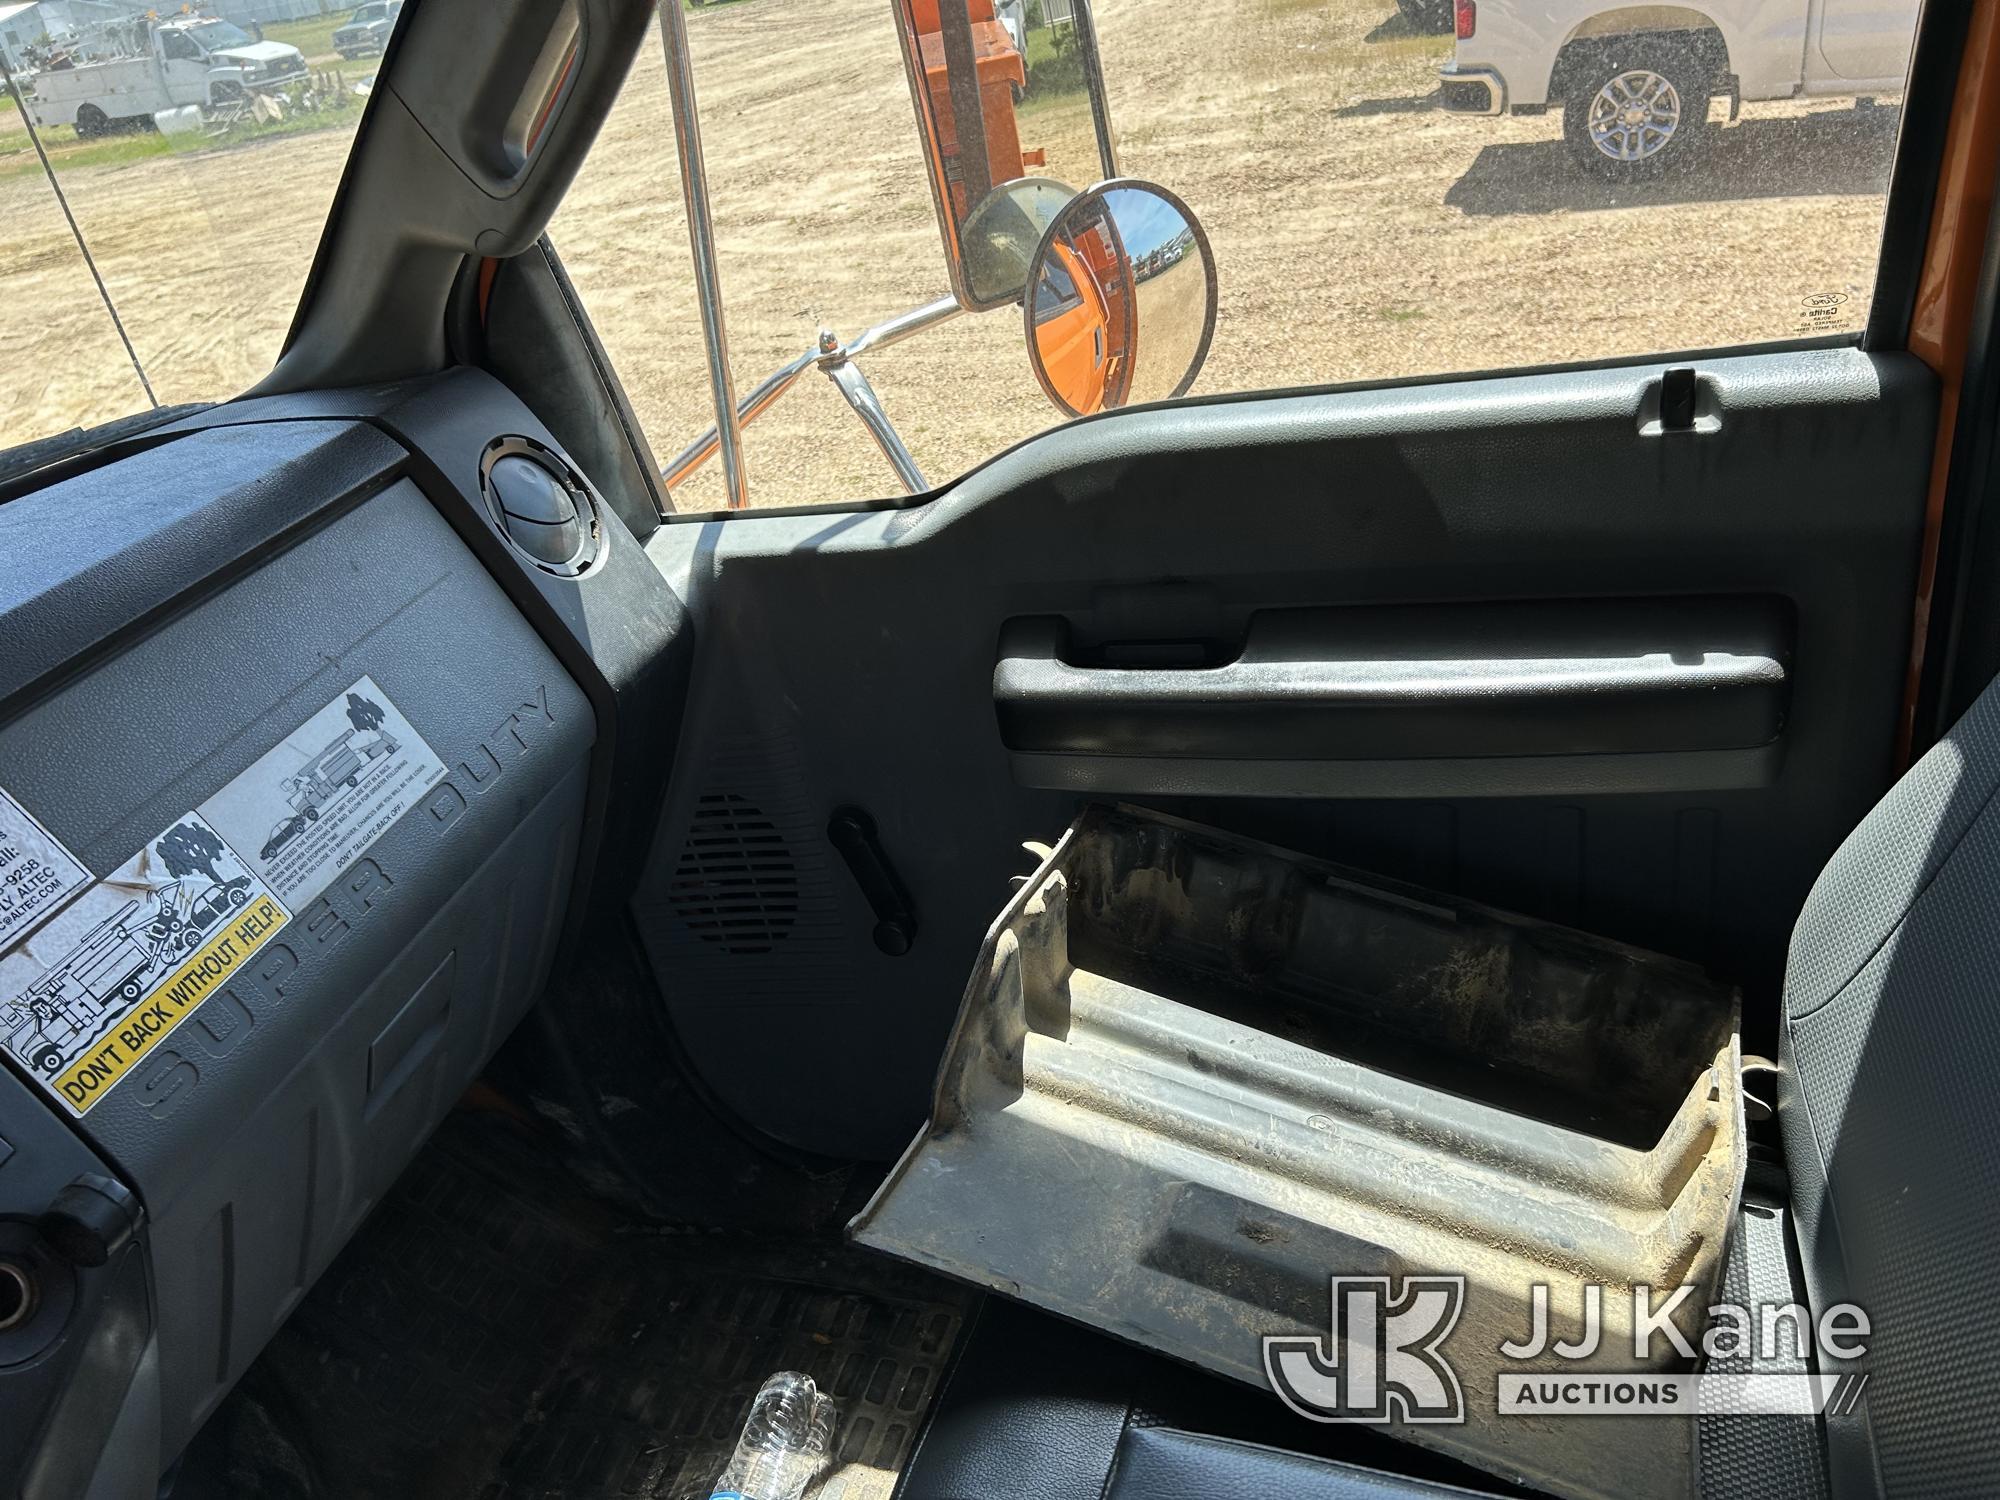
[994, 602, 1789, 761]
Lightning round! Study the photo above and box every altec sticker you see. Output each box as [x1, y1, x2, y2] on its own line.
[0, 678, 446, 1118]
[0, 814, 288, 1116]
[198, 675, 446, 909]
[0, 787, 90, 952]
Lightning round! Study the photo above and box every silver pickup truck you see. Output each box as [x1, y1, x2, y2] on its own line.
[1438, 0, 1918, 176]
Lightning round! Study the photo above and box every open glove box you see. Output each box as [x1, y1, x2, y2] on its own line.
[851, 804, 1746, 1500]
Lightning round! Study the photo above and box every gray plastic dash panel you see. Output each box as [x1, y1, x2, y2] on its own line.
[0, 456, 593, 1466]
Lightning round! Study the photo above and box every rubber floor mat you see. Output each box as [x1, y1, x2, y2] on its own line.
[183, 1110, 972, 1500]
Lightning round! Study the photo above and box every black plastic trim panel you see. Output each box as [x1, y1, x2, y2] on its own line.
[0, 422, 403, 713]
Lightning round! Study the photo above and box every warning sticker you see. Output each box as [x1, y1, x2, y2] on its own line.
[0, 787, 90, 953]
[0, 814, 288, 1117]
[198, 676, 447, 909]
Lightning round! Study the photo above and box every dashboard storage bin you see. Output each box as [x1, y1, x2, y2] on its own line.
[852, 804, 1745, 1500]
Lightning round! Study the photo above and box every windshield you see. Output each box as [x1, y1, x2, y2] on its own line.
[185, 20, 256, 50]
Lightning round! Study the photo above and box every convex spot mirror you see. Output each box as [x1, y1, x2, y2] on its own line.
[962, 175, 1079, 306]
[1024, 180, 1218, 417]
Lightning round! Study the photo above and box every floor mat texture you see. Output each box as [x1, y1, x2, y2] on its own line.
[186, 1111, 971, 1500]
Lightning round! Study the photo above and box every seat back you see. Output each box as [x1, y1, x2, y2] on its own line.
[1782, 679, 2000, 1497]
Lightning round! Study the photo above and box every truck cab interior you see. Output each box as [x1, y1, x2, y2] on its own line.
[2, 0, 1999, 1496]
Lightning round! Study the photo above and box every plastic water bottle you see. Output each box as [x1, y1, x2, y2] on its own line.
[708, 1371, 838, 1500]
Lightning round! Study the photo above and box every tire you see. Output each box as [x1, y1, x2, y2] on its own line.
[305, 806, 320, 822]
[1393, 0, 1453, 33]
[1560, 36, 1712, 180]
[32, 1045, 61, 1074]
[75, 104, 108, 139]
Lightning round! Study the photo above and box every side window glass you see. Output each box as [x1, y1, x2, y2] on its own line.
[1, 7, 407, 462]
[550, 0, 1925, 513]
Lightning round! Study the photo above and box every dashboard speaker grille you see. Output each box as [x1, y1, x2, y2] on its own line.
[668, 792, 800, 954]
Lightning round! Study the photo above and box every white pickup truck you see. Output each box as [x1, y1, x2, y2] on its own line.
[29, 17, 308, 137]
[1437, 0, 1917, 177]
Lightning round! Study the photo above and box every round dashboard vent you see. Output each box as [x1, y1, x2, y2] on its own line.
[478, 436, 603, 577]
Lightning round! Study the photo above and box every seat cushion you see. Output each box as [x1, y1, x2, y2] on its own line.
[896, 1297, 1506, 1500]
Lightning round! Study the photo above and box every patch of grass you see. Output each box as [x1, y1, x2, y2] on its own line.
[1374, 303, 1428, 321]
[0, 127, 171, 179]
[260, 15, 387, 89]
[262, 13, 350, 63]
[1020, 22, 1087, 106]
[0, 94, 362, 182]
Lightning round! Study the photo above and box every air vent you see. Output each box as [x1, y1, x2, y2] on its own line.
[478, 435, 602, 578]
[669, 794, 800, 954]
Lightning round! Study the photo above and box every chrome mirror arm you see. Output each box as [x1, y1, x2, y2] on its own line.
[826, 359, 927, 494]
[660, 348, 816, 494]
[661, 295, 965, 500]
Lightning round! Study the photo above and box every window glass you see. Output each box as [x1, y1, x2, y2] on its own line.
[0, 3, 403, 458]
[557, 0, 1921, 513]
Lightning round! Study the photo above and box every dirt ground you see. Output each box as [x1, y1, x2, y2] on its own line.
[0, 0, 1899, 508]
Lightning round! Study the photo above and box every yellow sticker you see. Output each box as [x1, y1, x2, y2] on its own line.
[46, 892, 287, 1113]
[0, 814, 289, 1117]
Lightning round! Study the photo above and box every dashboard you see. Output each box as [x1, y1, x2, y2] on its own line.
[0, 371, 691, 1495]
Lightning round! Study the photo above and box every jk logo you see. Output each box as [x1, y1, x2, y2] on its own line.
[1263, 1275, 1468, 1424]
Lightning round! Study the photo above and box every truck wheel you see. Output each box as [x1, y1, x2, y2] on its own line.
[32, 1045, 61, 1074]
[1561, 37, 1712, 180]
[306, 807, 320, 822]
[75, 104, 108, 139]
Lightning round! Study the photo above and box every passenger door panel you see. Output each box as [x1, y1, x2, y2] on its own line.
[637, 345, 1934, 1159]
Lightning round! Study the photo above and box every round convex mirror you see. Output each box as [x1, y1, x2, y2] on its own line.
[1022, 180, 1217, 418]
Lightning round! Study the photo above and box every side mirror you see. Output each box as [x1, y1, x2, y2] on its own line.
[891, 0, 1116, 311]
[1023, 180, 1217, 417]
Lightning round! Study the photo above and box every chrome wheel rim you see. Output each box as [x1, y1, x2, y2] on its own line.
[1587, 68, 1681, 162]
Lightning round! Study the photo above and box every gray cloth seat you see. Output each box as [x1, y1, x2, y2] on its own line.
[902, 678, 2000, 1499]
[1779, 675, 2000, 1496]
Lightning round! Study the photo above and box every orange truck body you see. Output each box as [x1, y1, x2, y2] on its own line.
[909, 0, 1037, 221]
[1033, 221, 1135, 414]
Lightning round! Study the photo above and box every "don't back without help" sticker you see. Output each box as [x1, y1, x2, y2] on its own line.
[0, 675, 446, 1117]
